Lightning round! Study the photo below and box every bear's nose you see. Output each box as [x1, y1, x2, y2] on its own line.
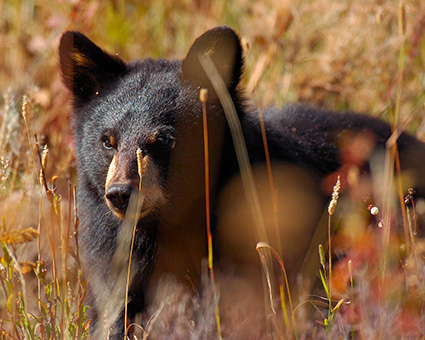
[105, 183, 133, 214]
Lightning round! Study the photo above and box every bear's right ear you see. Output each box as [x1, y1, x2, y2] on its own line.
[182, 26, 243, 102]
[59, 31, 127, 105]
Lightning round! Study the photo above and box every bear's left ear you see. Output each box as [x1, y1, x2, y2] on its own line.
[182, 26, 243, 101]
[59, 31, 127, 106]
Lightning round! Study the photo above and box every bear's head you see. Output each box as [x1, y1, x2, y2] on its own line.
[59, 26, 243, 220]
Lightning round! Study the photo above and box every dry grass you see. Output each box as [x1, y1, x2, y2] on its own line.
[1, 0, 425, 339]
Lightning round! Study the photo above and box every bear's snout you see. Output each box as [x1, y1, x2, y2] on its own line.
[105, 183, 134, 217]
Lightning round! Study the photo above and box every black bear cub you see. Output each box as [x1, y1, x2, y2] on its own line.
[59, 26, 425, 338]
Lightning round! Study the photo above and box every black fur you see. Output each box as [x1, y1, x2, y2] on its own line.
[59, 26, 425, 338]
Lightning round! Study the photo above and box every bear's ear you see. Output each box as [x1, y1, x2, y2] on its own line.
[59, 31, 127, 105]
[182, 26, 243, 101]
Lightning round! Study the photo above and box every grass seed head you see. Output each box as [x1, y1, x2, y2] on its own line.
[21, 95, 30, 123]
[137, 147, 143, 179]
[328, 175, 341, 215]
[0, 228, 39, 244]
[200, 88, 208, 104]
[318, 244, 326, 267]
[41, 144, 49, 169]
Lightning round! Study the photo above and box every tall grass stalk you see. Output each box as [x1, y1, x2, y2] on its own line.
[35, 137, 59, 337]
[123, 148, 144, 339]
[325, 175, 340, 325]
[256, 242, 298, 340]
[348, 259, 355, 339]
[96, 189, 144, 339]
[382, 0, 407, 281]
[246, 40, 283, 257]
[198, 53, 278, 334]
[72, 184, 88, 340]
[257, 105, 282, 257]
[198, 54, 269, 251]
[394, 0, 409, 253]
[200, 88, 222, 340]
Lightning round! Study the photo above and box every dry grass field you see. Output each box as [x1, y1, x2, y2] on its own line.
[1, 0, 425, 339]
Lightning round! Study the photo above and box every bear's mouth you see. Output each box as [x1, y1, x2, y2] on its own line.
[106, 200, 154, 220]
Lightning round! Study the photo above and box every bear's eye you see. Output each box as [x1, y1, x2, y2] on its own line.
[102, 136, 114, 150]
[156, 135, 175, 149]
